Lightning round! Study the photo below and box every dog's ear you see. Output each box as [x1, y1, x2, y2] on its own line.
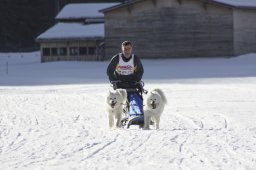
[108, 90, 115, 95]
[150, 91, 156, 96]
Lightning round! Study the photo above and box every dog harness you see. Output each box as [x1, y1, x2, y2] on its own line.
[115, 53, 135, 75]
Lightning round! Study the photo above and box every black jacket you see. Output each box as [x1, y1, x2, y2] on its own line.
[107, 53, 144, 83]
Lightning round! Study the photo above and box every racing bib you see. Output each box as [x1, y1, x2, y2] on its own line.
[115, 53, 135, 75]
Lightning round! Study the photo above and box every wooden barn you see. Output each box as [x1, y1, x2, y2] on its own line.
[100, 0, 256, 59]
[36, 3, 118, 62]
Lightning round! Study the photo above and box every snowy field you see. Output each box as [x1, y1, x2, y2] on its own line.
[0, 52, 256, 170]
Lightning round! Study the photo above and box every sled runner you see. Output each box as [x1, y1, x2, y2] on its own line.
[111, 81, 148, 128]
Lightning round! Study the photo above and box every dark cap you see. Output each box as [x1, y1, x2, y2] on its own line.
[121, 41, 132, 46]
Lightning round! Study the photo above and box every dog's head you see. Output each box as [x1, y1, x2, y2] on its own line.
[145, 91, 162, 109]
[106, 89, 127, 108]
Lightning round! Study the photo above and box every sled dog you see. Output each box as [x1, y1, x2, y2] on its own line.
[106, 89, 127, 128]
[144, 88, 167, 130]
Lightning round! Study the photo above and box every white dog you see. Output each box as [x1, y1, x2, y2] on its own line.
[106, 89, 127, 128]
[144, 88, 167, 130]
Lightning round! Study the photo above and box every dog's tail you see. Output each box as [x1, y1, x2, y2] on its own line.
[117, 89, 127, 102]
[153, 88, 167, 104]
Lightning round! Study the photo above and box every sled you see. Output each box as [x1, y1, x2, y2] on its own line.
[111, 81, 147, 128]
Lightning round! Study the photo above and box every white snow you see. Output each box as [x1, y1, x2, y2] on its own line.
[1, 52, 256, 169]
[213, 0, 256, 8]
[56, 3, 120, 20]
[36, 23, 104, 41]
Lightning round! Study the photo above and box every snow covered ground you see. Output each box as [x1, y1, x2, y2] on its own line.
[0, 52, 256, 170]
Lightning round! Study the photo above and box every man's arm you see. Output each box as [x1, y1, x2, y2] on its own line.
[106, 55, 118, 82]
[134, 55, 144, 81]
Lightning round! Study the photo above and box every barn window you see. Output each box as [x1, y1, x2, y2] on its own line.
[42, 48, 50, 56]
[79, 47, 87, 55]
[88, 47, 96, 55]
[51, 48, 58, 56]
[69, 47, 79, 56]
[58, 48, 67, 56]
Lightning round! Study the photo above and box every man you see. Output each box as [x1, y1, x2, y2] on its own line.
[107, 41, 145, 128]
[106, 41, 144, 90]
[107, 41, 146, 128]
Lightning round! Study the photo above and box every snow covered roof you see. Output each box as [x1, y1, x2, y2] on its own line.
[36, 23, 104, 42]
[100, 0, 256, 13]
[100, 1, 141, 13]
[56, 3, 119, 20]
[212, 0, 256, 8]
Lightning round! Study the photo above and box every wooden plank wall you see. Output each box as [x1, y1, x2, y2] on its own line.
[104, 0, 234, 59]
[233, 9, 256, 56]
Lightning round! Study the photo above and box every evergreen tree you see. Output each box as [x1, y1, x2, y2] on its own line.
[0, 0, 122, 52]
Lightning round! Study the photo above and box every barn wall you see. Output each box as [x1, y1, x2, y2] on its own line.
[233, 9, 256, 56]
[104, 0, 234, 59]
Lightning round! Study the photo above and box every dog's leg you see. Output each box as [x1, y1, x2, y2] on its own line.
[116, 113, 122, 128]
[155, 116, 160, 130]
[143, 112, 150, 130]
[108, 114, 114, 128]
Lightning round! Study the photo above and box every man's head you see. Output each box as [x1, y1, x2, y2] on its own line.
[121, 41, 133, 58]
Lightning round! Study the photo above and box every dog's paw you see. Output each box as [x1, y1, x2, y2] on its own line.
[143, 127, 151, 130]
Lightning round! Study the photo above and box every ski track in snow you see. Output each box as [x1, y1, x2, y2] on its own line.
[1, 84, 256, 170]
